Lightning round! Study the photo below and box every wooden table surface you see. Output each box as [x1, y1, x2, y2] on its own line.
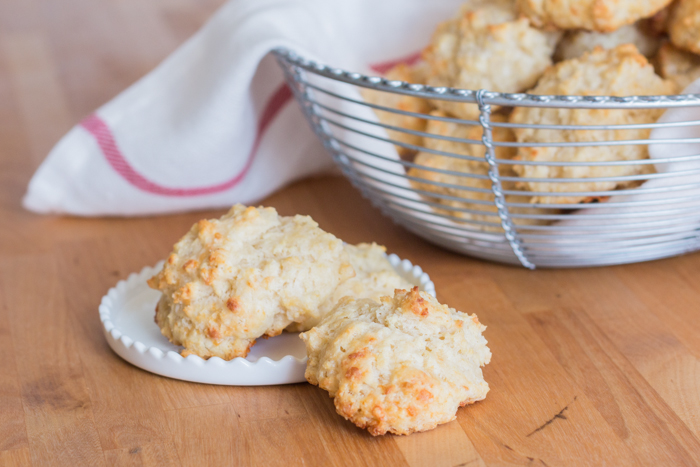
[2, 1, 700, 466]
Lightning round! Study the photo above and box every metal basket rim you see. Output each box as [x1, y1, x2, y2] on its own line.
[274, 47, 700, 269]
[273, 48, 700, 109]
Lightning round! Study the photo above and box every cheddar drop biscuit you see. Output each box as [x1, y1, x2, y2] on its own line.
[510, 45, 676, 204]
[148, 205, 354, 360]
[424, 0, 559, 120]
[301, 287, 491, 436]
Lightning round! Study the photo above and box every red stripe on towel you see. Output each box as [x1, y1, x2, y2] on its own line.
[80, 83, 293, 197]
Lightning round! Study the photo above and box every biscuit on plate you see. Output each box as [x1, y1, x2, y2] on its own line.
[555, 23, 661, 61]
[517, 0, 673, 32]
[669, 0, 700, 55]
[300, 287, 491, 436]
[423, 0, 559, 120]
[407, 111, 554, 230]
[148, 205, 354, 360]
[655, 42, 700, 91]
[510, 45, 677, 204]
[362, 63, 433, 159]
[287, 242, 414, 332]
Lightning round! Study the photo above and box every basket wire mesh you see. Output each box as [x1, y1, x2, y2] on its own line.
[274, 48, 700, 269]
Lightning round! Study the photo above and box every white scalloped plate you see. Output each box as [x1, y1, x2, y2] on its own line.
[99, 254, 435, 386]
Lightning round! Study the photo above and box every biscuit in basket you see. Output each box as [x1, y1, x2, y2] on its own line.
[148, 205, 354, 360]
[300, 287, 491, 436]
[423, 0, 559, 120]
[287, 242, 414, 331]
[510, 45, 677, 204]
[656, 42, 700, 91]
[407, 111, 554, 230]
[555, 23, 661, 62]
[669, 0, 700, 55]
[517, 0, 673, 32]
[361, 63, 433, 159]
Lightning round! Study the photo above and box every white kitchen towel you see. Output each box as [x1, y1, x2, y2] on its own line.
[23, 0, 463, 216]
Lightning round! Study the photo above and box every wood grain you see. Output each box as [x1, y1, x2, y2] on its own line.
[1, 0, 699, 465]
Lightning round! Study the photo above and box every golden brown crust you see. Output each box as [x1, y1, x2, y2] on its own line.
[518, 0, 673, 32]
[148, 204, 354, 360]
[510, 45, 677, 204]
[300, 287, 491, 436]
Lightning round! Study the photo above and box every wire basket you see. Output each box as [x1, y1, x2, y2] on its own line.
[274, 48, 700, 269]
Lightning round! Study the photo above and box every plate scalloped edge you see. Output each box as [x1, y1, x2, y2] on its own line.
[99, 253, 436, 385]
